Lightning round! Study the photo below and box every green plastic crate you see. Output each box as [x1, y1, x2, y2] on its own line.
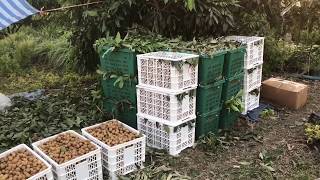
[196, 110, 220, 139]
[100, 47, 137, 75]
[219, 108, 240, 130]
[102, 79, 137, 104]
[221, 73, 244, 101]
[224, 47, 245, 78]
[103, 99, 137, 129]
[197, 79, 225, 115]
[198, 51, 226, 85]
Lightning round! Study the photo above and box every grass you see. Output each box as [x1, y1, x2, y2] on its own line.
[0, 69, 96, 95]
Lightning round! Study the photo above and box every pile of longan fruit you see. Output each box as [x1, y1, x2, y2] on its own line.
[86, 120, 139, 147]
[39, 133, 97, 164]
[0, 148, 47, 180]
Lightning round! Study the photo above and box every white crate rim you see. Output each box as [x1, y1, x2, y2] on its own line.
[226, 36, 265, 44]
[137, 113, 197, 127]
[0, 144, 53, 180]
[32, 130, 101, 168]
[136, 85, 197, 95]
[81, 119, 146, 151]
[137, 113, 196, 127]
[137, 51, 199, 61]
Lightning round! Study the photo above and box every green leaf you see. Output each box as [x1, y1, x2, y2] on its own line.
[85, 10, 98, 17]
[230, 104, 240, 112]
[115, 32, 122, 45]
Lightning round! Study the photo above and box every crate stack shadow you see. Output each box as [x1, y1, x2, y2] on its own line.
[99, 47, 138, 128]
[136, 52, 199, 156]
[227, 36, 265, 115]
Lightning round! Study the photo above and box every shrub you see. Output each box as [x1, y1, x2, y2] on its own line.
[0, 30, 37, 75]
[263, 36, 297, 74]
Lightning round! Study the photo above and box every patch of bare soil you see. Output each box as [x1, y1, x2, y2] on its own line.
[149, 79, 320, 179]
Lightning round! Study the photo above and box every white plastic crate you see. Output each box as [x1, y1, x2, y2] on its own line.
[0, 144, 54, 180]
[226, 36, 264, 69]
[137, 85, 196, 124]
[242, 87, 260, 115]
[244, 64, 263, 92]
[137, 51, 199, 93]
[137, 114, 196, 156]
[32, 130, 103, 180]
[81, 120, 146, 180]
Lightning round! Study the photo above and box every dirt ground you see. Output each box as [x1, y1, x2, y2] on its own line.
[148, 78, 320, 179]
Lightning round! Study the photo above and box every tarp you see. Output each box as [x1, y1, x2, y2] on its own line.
[0, 0, 38, 30]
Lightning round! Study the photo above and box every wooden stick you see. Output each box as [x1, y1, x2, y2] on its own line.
[42, 1, 104, 13]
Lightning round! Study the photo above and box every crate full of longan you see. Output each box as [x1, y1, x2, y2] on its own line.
[32, 130, 103, 180]
[81, 120, 146, 179]
[0, 144, 53, 180]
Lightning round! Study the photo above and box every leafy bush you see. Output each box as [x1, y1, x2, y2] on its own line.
[34, 31, 76, 71]
[305, 123, 320, 145]
[0, 26, 76, 75]
[263, 36, 297, 74]
[0, 30, 37, 75]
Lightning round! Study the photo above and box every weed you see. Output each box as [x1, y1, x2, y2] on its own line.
[260, 109, 276, 119]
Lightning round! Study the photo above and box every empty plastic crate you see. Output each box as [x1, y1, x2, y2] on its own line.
[220, 108, 240, 130]
[137, 85, 196, 124]
[224, 47, 245, 78]
[32, 131, 103, 180]
[221, 73, 244, 101]
[196, 110, 220, 139]
[137, 114, 196, 156]
[137, 51, 199, 93]
[198, 52, 226, 85]
[102, 78, 137, 104]
[82, 120, 146, 180]
[0, 144, 54, 180]
[242, 87, 260, 115]
[244, 64, 263, 92]
[226, 36, 264, 69]
[100, 47, 137, 75]
[197, 79, 224, 114]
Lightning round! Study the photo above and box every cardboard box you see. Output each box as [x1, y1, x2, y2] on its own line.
[261, 78, 308, 109]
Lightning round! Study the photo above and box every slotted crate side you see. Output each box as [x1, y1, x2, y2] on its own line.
[196, 110, 220, 139]
[100, 47, 137, 75]
[221, 73, 244, 101]
[32, 131, 103, 180]
[196, 79, 224, 115]
[219, 108, 240, 130]
[242, 88, 260, 114]
[226, 36, 264, 69]
[102, 79, 137, 105]
[224, 47, 245, 78]
[137, 86, 196, 123]
[137, 52, 199, 92]
[244, 65, 263, 92]
[137, 115, 196, 156]
[198, 52, 226, 85]
[103, 99, 137, 129]
[0, 144, 54, 180]
[82, 120, 146, 177]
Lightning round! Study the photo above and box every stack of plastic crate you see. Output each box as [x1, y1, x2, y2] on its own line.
[136, 51, 199, 156]
[220, 47, 246, 130]
[195, 52, 226, 139]
[226, 36, 264, 114]
[99, 47, 138, 128]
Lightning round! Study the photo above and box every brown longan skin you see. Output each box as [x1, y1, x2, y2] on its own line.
[39, 133, 97, 165]
[0, 148, 47, 180]
[87, 120, 139, 147]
